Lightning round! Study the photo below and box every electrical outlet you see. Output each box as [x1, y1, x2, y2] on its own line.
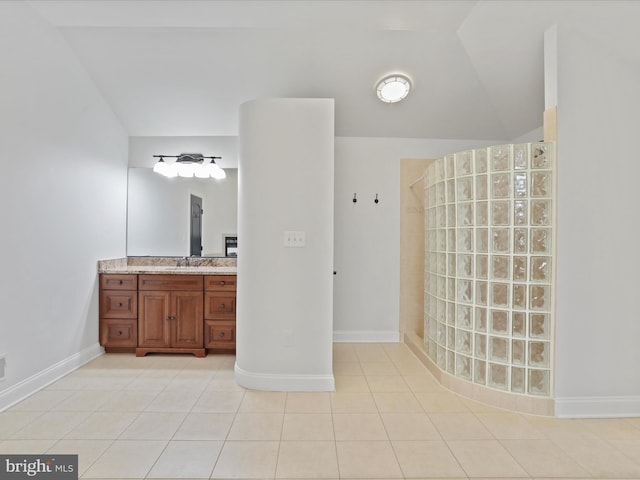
[283, 231, 306, 247]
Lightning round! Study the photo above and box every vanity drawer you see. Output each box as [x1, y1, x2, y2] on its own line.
[205, 320, 235, 348]
[100, 274, 138, 290]
[139, 274, 203, 291]
[100, 290, 137, 318]
[204, 292, 236, 318]
[205, 275, 237, 291]
[101, 319, 137, 347]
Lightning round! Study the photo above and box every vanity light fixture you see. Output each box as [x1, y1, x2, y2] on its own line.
[376, 74, 412, 103]
[152, 153, 225, 179]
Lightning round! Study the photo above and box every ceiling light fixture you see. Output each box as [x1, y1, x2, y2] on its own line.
[152, 153, 225, 179]
[376, 74, 412, 103]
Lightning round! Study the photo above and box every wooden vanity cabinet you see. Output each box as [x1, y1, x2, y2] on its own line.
[204, 275, 237, 352]
[99, 272, 236, 357]
[137, 275, 205, 357]
[99, 274, 138, 351]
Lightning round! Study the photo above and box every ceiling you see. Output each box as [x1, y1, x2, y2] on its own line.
[26, 0, 640, 141]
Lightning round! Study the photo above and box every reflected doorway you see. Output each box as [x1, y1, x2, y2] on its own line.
[190, 194, 203, 256]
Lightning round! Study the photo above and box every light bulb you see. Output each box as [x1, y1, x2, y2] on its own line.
[165, 162, 179, 178]
[177, 162, 196, 177]
[153, 158, 168, 175]
[194, 163, 209, 178]
[206, 161, 226, 179]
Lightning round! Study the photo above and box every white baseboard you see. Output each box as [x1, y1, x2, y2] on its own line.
[0, 343, 104, 412]
[234, 363, 335, 392]
[555, 396, 640, 418]
[333, 330, 400, 343]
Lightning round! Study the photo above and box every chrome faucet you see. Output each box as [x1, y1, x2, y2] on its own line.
[176, 257, 190, 267]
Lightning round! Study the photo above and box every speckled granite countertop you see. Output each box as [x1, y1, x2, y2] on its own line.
[98, 257, 237, 275]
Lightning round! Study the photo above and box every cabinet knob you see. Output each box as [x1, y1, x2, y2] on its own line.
[220, 303, 225, 310]
[219, 332, 225, 337]
[118, 280, 123, 285]
[117, 303, 122, 307]
[220, 281, 225, 286]
[117, 330, 123, 336]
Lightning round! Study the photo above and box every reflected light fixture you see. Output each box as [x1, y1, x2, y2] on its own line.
[376, 74, 412, 103]
[152, 153, 225, 179]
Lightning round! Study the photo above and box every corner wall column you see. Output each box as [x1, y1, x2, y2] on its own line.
[235, 98, 335, 391]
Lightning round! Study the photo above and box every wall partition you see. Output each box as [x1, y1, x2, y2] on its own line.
[423, 143, 555, 404]
[236, 98, 335, 391]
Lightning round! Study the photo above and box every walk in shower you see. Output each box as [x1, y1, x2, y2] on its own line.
[422, 143, 555, 411]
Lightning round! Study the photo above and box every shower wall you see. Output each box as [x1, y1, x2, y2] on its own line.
[423, 143, 555, 399]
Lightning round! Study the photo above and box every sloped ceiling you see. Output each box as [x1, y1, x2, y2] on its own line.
[26, 0, 640, 140]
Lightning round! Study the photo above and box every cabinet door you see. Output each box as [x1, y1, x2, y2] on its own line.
[138, 291, 171, 348]
[172, 291, 204, 349]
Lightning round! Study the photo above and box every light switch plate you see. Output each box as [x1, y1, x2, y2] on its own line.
[284, 231, 306, 247]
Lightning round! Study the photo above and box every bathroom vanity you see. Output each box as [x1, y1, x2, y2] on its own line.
[98, 257, 237, 356]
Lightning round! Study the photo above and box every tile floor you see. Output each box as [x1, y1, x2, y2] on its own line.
[1, 342, 640, 479]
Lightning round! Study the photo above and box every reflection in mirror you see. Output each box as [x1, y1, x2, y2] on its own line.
[127, 167, 238, 257]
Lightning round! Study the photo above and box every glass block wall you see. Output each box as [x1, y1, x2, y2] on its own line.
[423, 143, 555, 396]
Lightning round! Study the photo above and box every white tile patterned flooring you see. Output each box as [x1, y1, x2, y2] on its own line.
[1, 342, 640, 479]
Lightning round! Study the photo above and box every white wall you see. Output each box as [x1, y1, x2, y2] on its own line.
[511, 126, 544, 144]
[236, 99, 334, 391]
[333, 137, 505, 342]
[0, 2, 128, 410]
[553, 27, 640, 417]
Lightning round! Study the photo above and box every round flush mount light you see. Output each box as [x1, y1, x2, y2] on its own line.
[376, 74, 412, 103]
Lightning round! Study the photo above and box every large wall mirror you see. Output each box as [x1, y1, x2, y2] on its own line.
[127, 167, 238, 257]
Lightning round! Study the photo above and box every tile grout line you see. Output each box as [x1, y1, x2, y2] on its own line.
[330, 394, 341, 480]
[271, 392, 289, 480]
[75, 362, 149, 478]
[364, 352, 405, 479]
[332, 343, 358, 480]
[143, 362, 198, 479]
[201, 369, 246, 479]
[387, 345, 478, 480]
